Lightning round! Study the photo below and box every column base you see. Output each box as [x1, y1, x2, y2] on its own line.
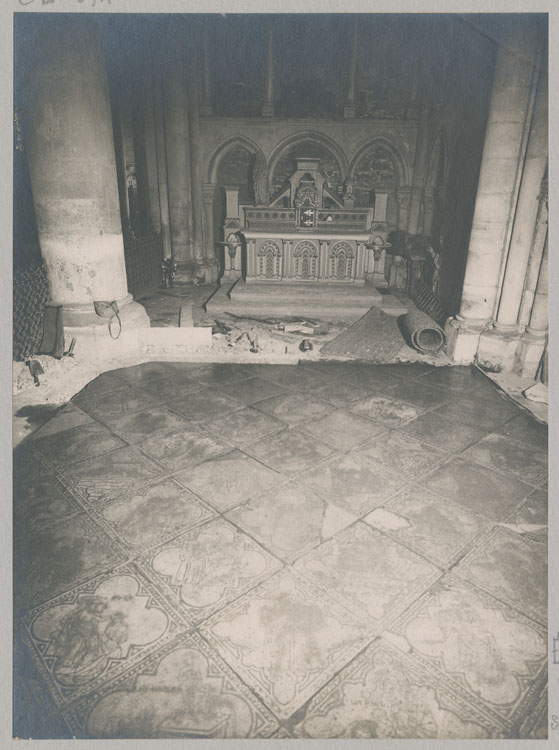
[63, 300, 150, 365]
[173, 260, 218, 285]
[514, 329, 547, 379]
[476, 326, 521, 373]
[444, 316, 486, 364]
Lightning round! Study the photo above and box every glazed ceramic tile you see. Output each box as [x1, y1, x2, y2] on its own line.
[497, 414, 548, 451]
[14, 514, 124, 612]
[299, 452, 405, 518]
[454, 525, 547, 624]
[137, 519, 282, 624]
[29, 403, 94, 440]
[420, 458, 533, 521]
[253, 392, 334, 426]
[56, 446, 164, 507]
[295, 523, 440, 631]
[64, 633, 279, 738]
[98, 479, 215, 552]
[174, 449, 282, 512]
[359, 430, 448, 479]
[205, 406, 285, 447]
[14, 474, 81, 539]
[350, 394, 423, 425]
[390, 576, 547, 728]
[431, 394, 518, 432]
[245, 427, 336, 475]
[74, 386, 158, 422]
[292, 639, 502, 738]
[463, 433, 547, 486]
[138, 424, 231, 472]
[103, 405, 192, 444]
[19, 565, 186, 704]
[395, 410, 488, 454]
[165, 388, 243, 422]
[218, 376, 288, 405]
[301, 410, 386, 450]
[365, 486, 490, 567]
[507, 489, 547, 526]
[227, 482, 356, 562]
[201, 570, 372, 719]
[137, 376, 205, 404]
[31, 422, 125, 468]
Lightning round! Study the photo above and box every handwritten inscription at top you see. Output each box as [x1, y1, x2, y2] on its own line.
[19, 0, 112, 7]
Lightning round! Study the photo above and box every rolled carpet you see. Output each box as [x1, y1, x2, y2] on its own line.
[402, 309, 446, 354]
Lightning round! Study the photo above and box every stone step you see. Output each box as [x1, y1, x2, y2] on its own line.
[205, 281, 397, 323]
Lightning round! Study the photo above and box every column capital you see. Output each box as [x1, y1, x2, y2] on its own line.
[202, 183, 217, 203]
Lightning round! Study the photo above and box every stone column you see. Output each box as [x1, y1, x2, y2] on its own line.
[202, 183, 219, 282]
[445, 21, 543, 363]
[262, 19, 275, 118]
[222, 189, 243, 279]
[153, 73, 172, 259]
[23, 16, 148, 347]
[186, 68, 205, 273]
[494, 74, 547, 327]
[163, 57, 195, 280]
[200, 27, 213, 117]
[140, 79, 162, 232]
[407, 111, 430, 234]
[344, 22, 358, 119]
[515, 236, 548, 377]
[518, 183, 548, 327]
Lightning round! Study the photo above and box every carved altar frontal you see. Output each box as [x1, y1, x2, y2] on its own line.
[241, 158, 376, 284]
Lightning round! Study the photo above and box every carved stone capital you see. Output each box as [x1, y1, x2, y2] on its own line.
[202, 183, 217, 204]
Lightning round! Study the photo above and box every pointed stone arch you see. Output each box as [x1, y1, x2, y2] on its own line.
[207, 135, 266, 185]
[349, 137, 410, 189]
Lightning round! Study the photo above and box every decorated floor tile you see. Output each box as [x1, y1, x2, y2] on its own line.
[301, 410, 386, 450]
[56, 446, 164, 508]
[184, 363, 253, 387]
[463, 433, 547, 486]
[31, 422, 126, 469]
[345, 365, 407, 391]
[14, 474, 82, 539]
[29, 403, 94, 440]
[395, 410, 489, 454]
[299, 378, 370, 407]
[390, 575, 547, 729]
[295, 523, 440, 632]
[174, 449, 282, 512]
[73, 386, 158, 422]
[431, 394, 519, 432]
[205, 407, 285, 447]
[18, 565, 186, 705]
[64, 633, 278, 738]
[350, 395, 423, 425]
[14, 514, 124, 613]
[292, 639, 503, 738]
[13, 443, 52, 481]
[218, 376, 288, 405]
[138, 376, 205, 404]
[245, 427, 336, 475]
[103, 405, 192, 444]
[200, 569, 372, 720]
[359, 429, 448, 479]
[165, 389, 243, 423]
[420, 458, 533, 521]
[454, 525, 547, 624]
[388, 379, 454, 410]
[97, 478, 215, 553]
[252, 365, 328, 390]
[416, 365, 482, 393]
[497, 414, 548, 451]
[365, 486, 490, 568]
[253, 392, 334, 426]
[116, 361, 175, 386]
[137, 519, 282, 624]
[507, 489, 547, 526]
[227, 482, 355, 562]
[299, 452, 405, 517]
[138, 424, 231, 472]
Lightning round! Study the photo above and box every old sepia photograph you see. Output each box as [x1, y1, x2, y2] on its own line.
[11, 9, 549, 741]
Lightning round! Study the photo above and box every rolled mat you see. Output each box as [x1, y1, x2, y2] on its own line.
[402, 309, 446, 354]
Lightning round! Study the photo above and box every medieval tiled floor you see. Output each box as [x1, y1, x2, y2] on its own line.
[13, 361, 548, 739]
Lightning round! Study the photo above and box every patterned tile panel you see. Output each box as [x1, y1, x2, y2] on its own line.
[30, 422, 126, 469]
[245, 427, 336, 475]
[463, 433, 547, 486]
[14, 474, 82, 539]
[204, 407, 285, 448]
[359, 430, 448, 480]
[301, 410, 386, 450]
[253, 392, 334, 426]
[138, 424, 231, 472]
[350, 395, 423, 425]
